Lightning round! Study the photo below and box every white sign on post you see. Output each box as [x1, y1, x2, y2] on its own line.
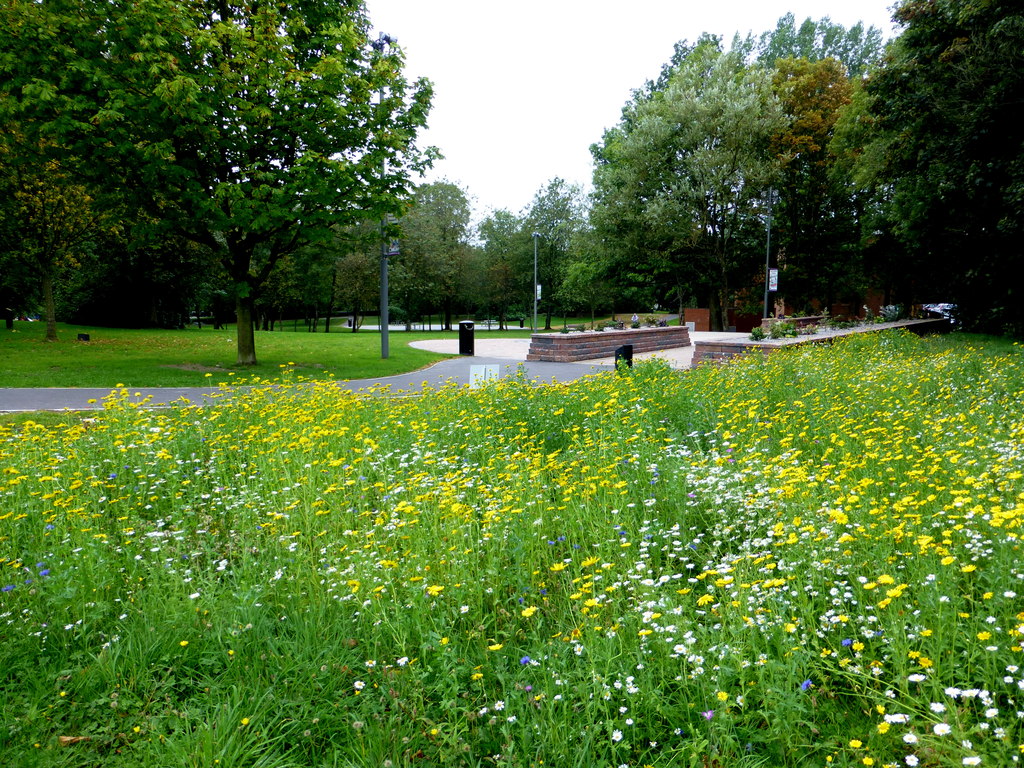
[470, 365, 499, 389]
[768, 269, 779, 292]
[536, 284, 542, 301]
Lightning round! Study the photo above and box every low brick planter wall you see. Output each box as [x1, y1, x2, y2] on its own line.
[691, 318, 950, 366]
[526, 325, 691, 363]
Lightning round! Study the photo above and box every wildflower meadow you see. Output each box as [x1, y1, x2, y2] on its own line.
[1, 331, 1022, 767]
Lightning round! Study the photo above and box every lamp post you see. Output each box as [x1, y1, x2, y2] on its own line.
[531, 232, 540, 332]
[371, 33, 396, 358]
[762, 188, 776, 319]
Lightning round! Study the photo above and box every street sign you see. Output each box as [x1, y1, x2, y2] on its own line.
[768, 268, 779, 292]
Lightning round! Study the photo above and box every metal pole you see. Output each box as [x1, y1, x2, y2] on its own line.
[532, 232, 539, 332]
[380, 220, 389, 359]
[762, 190, 775, 319]
[371, 33, 395, 359]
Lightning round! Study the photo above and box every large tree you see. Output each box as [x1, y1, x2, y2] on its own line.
[1, 0, 433, 363]
[757, 13, 884, 78]
[476, 209, 532, 329]
[524, 178, 586, 330]
[868, 0, 1024, 336]
[395, 181, 472, 330]
[590, 39, 785, 330]
[770, 57, 859, 313]
[0, 133, 107, 341]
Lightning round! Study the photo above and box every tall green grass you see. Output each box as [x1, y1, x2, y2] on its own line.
[1, 331, 1022, 766]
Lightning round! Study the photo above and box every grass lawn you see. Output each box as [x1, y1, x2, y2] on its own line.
[0, 321, 537, 388]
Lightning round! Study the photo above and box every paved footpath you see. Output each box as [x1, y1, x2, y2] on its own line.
[0, 357, 616, 413]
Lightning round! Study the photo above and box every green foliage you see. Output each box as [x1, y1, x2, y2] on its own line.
[756, 13, 885, 77]
[767, 320, 797, 338]
[0, 0, 435, 363]
[393, 181, 473, 329]
[590, 39, 785, 330]
[868, 0, 1024, 336]
[523, 178, 587, 329]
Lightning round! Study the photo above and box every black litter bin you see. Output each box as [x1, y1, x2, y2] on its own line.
[459, 320, 475, 356]
[614, 344, 633, 370]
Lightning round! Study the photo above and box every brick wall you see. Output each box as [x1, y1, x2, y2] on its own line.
[526, 325, 691, 363]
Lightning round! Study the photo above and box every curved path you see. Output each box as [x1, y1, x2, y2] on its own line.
[0, 334, 746, 413]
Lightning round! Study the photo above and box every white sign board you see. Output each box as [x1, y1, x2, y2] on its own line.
[470, 365, 499, 389]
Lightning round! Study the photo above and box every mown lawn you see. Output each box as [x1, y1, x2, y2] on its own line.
[1, 330, 1021, 766]
[1, 322, 524, 387]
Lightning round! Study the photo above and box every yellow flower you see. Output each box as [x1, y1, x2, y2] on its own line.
[471, 672, 483, 681]
[716, 691, 729, 702]
[849, 739, 863, 748]
[179, 641, 189, 647]
[488, 643, 503, 651]
[549, 562, 567, 572]
[521, 606, 538, 618]
[241, 718, 250, 726]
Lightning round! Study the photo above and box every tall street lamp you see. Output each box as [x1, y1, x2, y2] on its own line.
[531, 232, 540, 332]
[371, 33, 397, 358]
[762, 188, 777, 319]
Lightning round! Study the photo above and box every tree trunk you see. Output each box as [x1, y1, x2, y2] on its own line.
[42, 273, 58, 342]
[235, 295, 257, 365]
[325, 267, 336, 332]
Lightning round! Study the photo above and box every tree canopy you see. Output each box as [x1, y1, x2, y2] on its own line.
[867, 0, 1024, 335]
[1, 0, 433, 362]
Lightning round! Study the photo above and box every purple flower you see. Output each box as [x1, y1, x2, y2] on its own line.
[701, 709, 714, 720]
[1, 584, 13, 592]
[801, 679, 812, 691]
[520, 656, 532, 665]
[39, 569, 50, 577]
[842, 638, 853, 647]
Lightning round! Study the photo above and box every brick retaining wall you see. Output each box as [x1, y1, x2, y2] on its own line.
[526, 325, 691, 363]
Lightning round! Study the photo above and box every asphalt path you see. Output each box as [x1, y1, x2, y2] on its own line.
[0, 334, 745, 413]
[0, 352, 617, 414]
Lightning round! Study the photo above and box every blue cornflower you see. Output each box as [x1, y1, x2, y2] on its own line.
[801, 679, 813, 691]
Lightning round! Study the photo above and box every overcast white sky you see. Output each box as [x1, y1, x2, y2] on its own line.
[363, 1, 900, 221]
